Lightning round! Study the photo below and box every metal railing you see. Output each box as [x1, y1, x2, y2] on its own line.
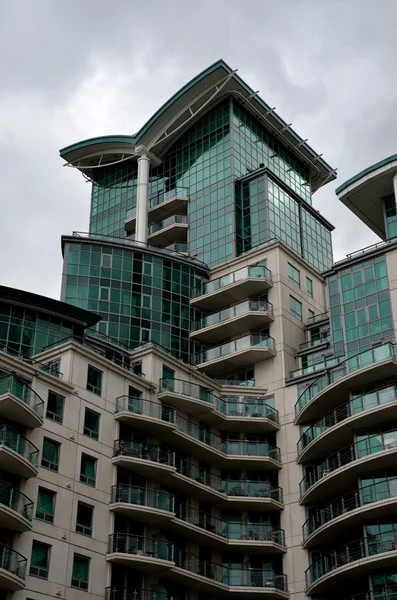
[1, 345, 63, 378]
[298, 335, 331, 351]
[306, 528, 397, 586]
[175, 460, 225, 493]
[289, 355, 340, 379]
[115, 396, 176, 423]
[0, 373, 44, 418]
[303, 477, 397, 540]
[295, 342, 397, 416]
[298, 381, 397, 455]
[306, 311, 329, 325]
[165, 243, 188, 253]
[193, 334, 275, 365]
[159, 378, 216, 404]
[126, 186, 190, 220]
[219, 395, 279, 423]
[0, 543, 27, 579]
[111, 485, 175, 512]
[300, 428, 397, 497]
[223, 480, 283, 503]
[0, 480, 33, 521]
[216, 378, 256, 387]
[342, 585, 397, 600]
[191, 264, 272, 299]
[149, 215, 188, 235]
[108, 534, 174, 561]
[0, 425, 39, 467]
[192, 299, 273, 332]
[106, 587, 176, 600]
[113, 440, 175, 467]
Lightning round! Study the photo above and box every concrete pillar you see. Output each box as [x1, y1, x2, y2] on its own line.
[136, 154, 150, 244]
[393, 173, 397, 205]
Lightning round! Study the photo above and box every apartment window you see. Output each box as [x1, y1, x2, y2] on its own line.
[41, 438, 60, 472]
[162, 365, 175, 382]
[307, 277, 313, 298]
[86, 365, 102, 396]
[290, 296, 303, 321]
[43, 359, 61, 378]
[71, 554, 90, 591]
[30, 541, 50, 579]
[76, 502, 93, 536]
[101, 254, 112, 268]
[80, 454, 96, 487]
[36, 488, 55, 523]
[288, 263, 300, 288]
[46, 390, 64, 424]
[308, 309, 315, 322]
[83, 408, 100, 440]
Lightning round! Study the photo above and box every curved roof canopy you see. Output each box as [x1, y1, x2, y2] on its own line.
[60, 59, 336, 192]
[336, 154, 397, 239]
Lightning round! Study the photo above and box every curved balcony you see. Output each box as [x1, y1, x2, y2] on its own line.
[107, 534, 174, 572]
[110, 485, 175, 523]
[306, 529, 397, 596]
[105, 587, 176, 600]
[223, 480, 284, 511]
[0, 374, 44, 428]
[124, 187, 189, 235]
[193, 334, 276, 376]
[115, 396, 176, 435]
[298, 382, 397, 462]
[295, 343, 397, 424]
[0, 426, 39, 478]
[112, 440, 176, 477]
[303, 477, 397, 548]
[0, 544, 26, 591]
[190, 265, 273, 311]
[0, 481, 33, 532]
[341, 585, 397, 600]
[147, 215, 188, 248]
[212, 395, 279, 433]
[190, 299, 274, 344]
[300, 429, 397, 504]
[158, 379, 216, 415]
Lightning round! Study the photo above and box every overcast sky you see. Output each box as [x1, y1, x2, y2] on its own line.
[1, 0, 396, 299]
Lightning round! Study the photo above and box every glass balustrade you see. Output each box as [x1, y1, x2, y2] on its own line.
[298, 336, 331, 351]
[108, 534, 174, 561]
[219, 396, 279, 423]
[149, 215, 188, 235]
[192, 299, 273, 332]
[192, 334, 275, 365]
[0, 543, 27, 580]
[342, 586, 397, 600]
[0, 425, 39, 467]
[191, 265, 272, 299]
[159, 378, 216, 405]
[113, 440, 175, 467]
[125, 187, 189, 221]
[115, 396, 176, 423]
[111, 485, 175, 512]
[223, 480, 283, 502]
[0, 374, 44, 417]
[0, 480, 33, 521]
[106, 587, 176, 600]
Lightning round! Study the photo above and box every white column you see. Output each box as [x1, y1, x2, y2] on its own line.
[393, 173, 397, 206]
[135, 154, 150, 244]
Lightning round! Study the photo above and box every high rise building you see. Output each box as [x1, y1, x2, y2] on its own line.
[1, 60, 397, 600]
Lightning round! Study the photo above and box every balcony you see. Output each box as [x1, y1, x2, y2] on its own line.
[210, 396, 279, 433]
[295, 343, 397, 424]
[115, 396, 176, 435]
[0, 426, 39, 478]
[223, 480, 284, 511]
[0, 481, 33, 532]
[341, 586, 397, 600]
[106, 587, 177, 600]
[306, 311, 329, 327]
[297, 335, 331, 354]
[300, 428, 397, 503]
[0, 374, 44, 428]
[190, 265, 273, 311]
[158, 379, 216, 415]
[190, 299, 274, 344]
[110, 485, 175, 523]
[0, 544, 26, 591]
[306, 529, 397, 596]
[193, 334, 276, 376]
[298, 381, 397, 462]
[124, 187, 189, 234]
[303, 477, 397, 548]
[147, 215, 188, 248]
[112, 441, 176, 478]
[107, 534, 174, 572]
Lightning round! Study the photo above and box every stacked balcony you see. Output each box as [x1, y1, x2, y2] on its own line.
[124, 187, 189, 237]
[0, 373, 44, 428]
[0, 544, 27, 591]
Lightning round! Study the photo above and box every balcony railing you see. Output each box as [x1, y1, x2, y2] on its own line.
[111, 485, 175, 512]
[191, 299, 274, 332]
[219, 396, 279, 423]
[106, 587, 176, 600]
[298, 336, 331, 351]
[165, 243, 188, 253]
[113, 441, 175, 467]
[149, 215, 188, 235]
[0, 543, 27, 579]
[303, 477, 397, 540]
[175, 460, 225, 493]
[192, 334, 275, 365]
[298, 381, 397, 455]
[306, 311, 329, 325]
[215, 378, 256, 387]
[159, 378, 216, 404]
[342, 585, 397, 600]
[223, 480, 283, 503]
[0, 480, 33, 521]
[0, 374, 44, 418]
[191, 265, 272, 299]
[306, 528, 397, 587]
[1, 345, 63, 378]
[108, 534, 174, 561]
[0, 426, 39, 467]
[295, 343, 397, 416]
[300, 428, 397, 497]
[115, 396, 176, 423]
[126, 187, 190, 220]
[289, 355, 340, 379]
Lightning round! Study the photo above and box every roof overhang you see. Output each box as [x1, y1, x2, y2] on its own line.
[60, 60, 336, 192]
[336, 154, 397, 239]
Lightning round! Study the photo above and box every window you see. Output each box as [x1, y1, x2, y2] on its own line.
[36, 488, 55, 523]
[86, 365, 102, 396]
[76, 502, 93, 536]
[80, 454, 96, 487]
[83, 408, 100, 440]
[71, 554, 90, 591]
[306, 277, 313, 298]
[290, 296, 302, 321]
[30, 541, 50, 579]
[41, 438, 60, 472]
[288, 263, 300, 288]
[162, 365, 175, 382]
[101, 254, 112, 268]
[43, 359, 61, 378]
[46, 390, 64, 424]
[308, 309, 315, 322]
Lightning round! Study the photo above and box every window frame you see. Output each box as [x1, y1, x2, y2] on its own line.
[306, 277, 313, 298]
[80, 453, 97, 487]
[290, 295, 303, 321]
[83, 407, 100, 440]
[41, 438, 60, 472]
[86, 365, 103, 396]
[71, 553, 90, 591]
[36, 487, 56, 523]
[46, 390, 65, 424]
[76, 502, 93, 537]
[29, 540, 50, 579]
[288, 263, 301, 289]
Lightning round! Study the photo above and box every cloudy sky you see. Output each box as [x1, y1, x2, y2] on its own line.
[1, 0, 396, 299]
